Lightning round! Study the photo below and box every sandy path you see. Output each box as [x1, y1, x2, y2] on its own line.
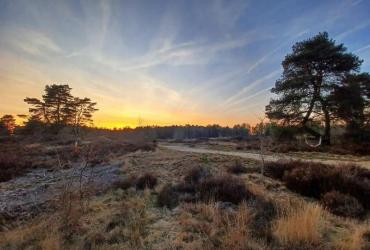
[160, 144, 370, 169]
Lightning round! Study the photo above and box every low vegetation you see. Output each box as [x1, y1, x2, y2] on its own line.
[273, 202, 327, 248]
[321, 191, 365, 218]
[226, 160, 249, 174]
[265, 160, 370, 218]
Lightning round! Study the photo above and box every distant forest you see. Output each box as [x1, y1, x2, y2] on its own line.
[99, 124, 251, 140]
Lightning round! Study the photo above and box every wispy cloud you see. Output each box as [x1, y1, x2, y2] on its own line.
[222, 70, 280, 107]
[354, 44, 370, 53]
[335, 19, 370, 40]
[2, 28, 62, 56]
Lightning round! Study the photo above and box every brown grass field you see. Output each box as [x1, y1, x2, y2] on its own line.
[1, 138, 370, 249]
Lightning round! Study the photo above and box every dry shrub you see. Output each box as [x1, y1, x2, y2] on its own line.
[180, 202, 267, 249]
[112, 175, 137, 190]
[158, 182, 198, 208]
[158, 184, 179, 208]
[265, 161, 370, 212]
[184, 166, 210, 185]
[135, 173, 158, 190]
[321, 191, 365, 218]
[264, 160, 298, 180]
[227, 160, 248, 175]
[198, 175, 252, 204]
[159, 168, 253, 208]
[0, 144, 36, 182]
[273, 202, 326, 247]
[0, 154, 33, 182]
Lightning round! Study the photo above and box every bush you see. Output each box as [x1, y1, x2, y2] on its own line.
[157, 184, 179, 208]
[227, 161, 248, 175]
[157, 182, 198, 208]
[135, 173, 158, 190]
[265, 161, 370, 212]
[158, 174, 252, 208]
[283, 164, 331, 198]
[198, 175, 252, 204]
[0, 152, 34, 182]
[183, 167, 210, 185]
[321, 191, 365, 218]
[265, 160, 299, 180]
[112, 175, 137, 190]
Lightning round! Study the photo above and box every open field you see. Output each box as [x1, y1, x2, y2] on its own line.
[1, 139, 370, 249]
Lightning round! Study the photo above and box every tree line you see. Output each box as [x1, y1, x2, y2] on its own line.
[106, 124, 250, 140]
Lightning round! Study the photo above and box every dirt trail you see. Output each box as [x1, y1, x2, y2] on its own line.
[160, 144, 370, 169]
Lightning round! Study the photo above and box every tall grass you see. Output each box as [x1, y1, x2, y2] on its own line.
[273, 202, 326, 247]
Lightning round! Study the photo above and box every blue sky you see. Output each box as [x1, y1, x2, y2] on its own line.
[0, 0, 370, 127]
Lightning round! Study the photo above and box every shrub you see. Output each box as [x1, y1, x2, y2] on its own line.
[264, 160, 299, 180]
[0, 153, 34, 182]
[157, 184, 179, 208]
[226, 161, 248, 175]
[198, 175, 251, 204]
[321, 191, 364, 218]
[135, 173, 157, 190]
[183, 167, 210, 185]
[112, 175, 137, 190]
[157, 182, 198, 208]
[265, 161, 370, 212]
[282, 164, 329, 198]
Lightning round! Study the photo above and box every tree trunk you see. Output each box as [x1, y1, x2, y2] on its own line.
[321, 99, 331, 145]
[302, 86, 321, 138]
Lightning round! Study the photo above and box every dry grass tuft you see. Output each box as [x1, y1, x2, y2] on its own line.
[273, 202, 326, 247]
[332, 222, 370, 250]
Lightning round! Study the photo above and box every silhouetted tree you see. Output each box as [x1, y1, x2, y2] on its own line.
[24, 84, 98, 134]
[330, 73, 370, 142]
[266, 32, 362, 145]
[0, 114, 16, 135]
[71, 97, 98, 139]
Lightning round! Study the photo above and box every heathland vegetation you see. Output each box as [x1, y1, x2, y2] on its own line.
[1, 32, 370, 249]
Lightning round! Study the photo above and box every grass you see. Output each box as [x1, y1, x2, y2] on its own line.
[2, 143, 370, 249]
[273, 202, 327, 247]
[332, 222, 370, 250]
[179, 202, 267, 249]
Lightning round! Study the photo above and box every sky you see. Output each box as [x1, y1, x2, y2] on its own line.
[0, 0, 370, 128]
